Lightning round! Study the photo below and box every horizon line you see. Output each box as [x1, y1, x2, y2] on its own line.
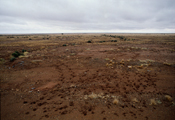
[0, 32, 175, 35]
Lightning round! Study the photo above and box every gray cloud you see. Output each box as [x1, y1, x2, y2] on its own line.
[0, 0, 175, 33]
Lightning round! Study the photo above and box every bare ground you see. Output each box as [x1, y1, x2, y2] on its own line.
[0, 33, 175, 120]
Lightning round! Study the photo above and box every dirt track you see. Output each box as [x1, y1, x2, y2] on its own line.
[0, 33, 175, 120]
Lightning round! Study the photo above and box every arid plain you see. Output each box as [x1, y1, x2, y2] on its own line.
[0, 33, 175, 120]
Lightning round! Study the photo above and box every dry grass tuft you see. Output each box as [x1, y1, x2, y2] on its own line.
[150, 99, 157, 105]
[132, 98, 139, 103]
[164, 95, 173, 101]
[113, 98, 119, 105]
[88, 92, 98, 99]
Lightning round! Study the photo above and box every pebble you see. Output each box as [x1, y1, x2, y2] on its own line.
[128, 66, 132, 69]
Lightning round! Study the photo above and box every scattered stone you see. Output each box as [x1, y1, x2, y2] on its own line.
[120, 59, 125, 65]
[128, 66, 132, 69]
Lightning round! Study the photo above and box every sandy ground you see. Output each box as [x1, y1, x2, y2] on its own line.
[0, 33, 175, 120]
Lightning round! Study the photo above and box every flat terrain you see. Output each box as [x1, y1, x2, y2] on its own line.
[0, 33, 175, 120]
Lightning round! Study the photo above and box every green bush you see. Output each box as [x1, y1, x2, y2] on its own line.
[117, 36, 124, 39]
[10, 57, 16, 62]
[12, 51, 21, 57]
[87, 40, 92, 43]
[11, 50, 26, 62]
[22, 49, 26, 53]
[63, 44, 67, 46]
[111, 40, 117, 42]
[72, 43, 76, 45]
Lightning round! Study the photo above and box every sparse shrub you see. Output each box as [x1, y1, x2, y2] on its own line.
[11, 50, 26, 62]
[63, 44, 67, 46]
[113, 98, 119, 105]
[111, 40, 117, 42]
[87, 40, 92, 43]
[0, 58, 5, 64]
[132, 98, 139, 103]
[10, 57, 16, 62]
[29, 38, 32, 40]
[149, 99, 157, 105]
[12, 51, 21, 57]
[72, 43, 76, 45]
[88, 93, 98, 99]
[103, 41, 106, 42]
[22, 49, 26, 53]
[117, 36, 124, 39]
[164, 95, 173, 101]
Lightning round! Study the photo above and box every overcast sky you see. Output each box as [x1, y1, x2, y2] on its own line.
[0, 0, 175, 33]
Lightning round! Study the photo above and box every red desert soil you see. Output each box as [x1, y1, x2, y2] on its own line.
[0, 33, 175, 120]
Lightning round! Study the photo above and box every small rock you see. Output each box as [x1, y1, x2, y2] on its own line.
[128, 66, 132, 69]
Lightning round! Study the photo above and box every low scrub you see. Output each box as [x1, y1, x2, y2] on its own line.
[10, 49, 27, 62]
[62, 44, 67, 46]
[111, 40, 117, 42]
[87, 40, 92, 43]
